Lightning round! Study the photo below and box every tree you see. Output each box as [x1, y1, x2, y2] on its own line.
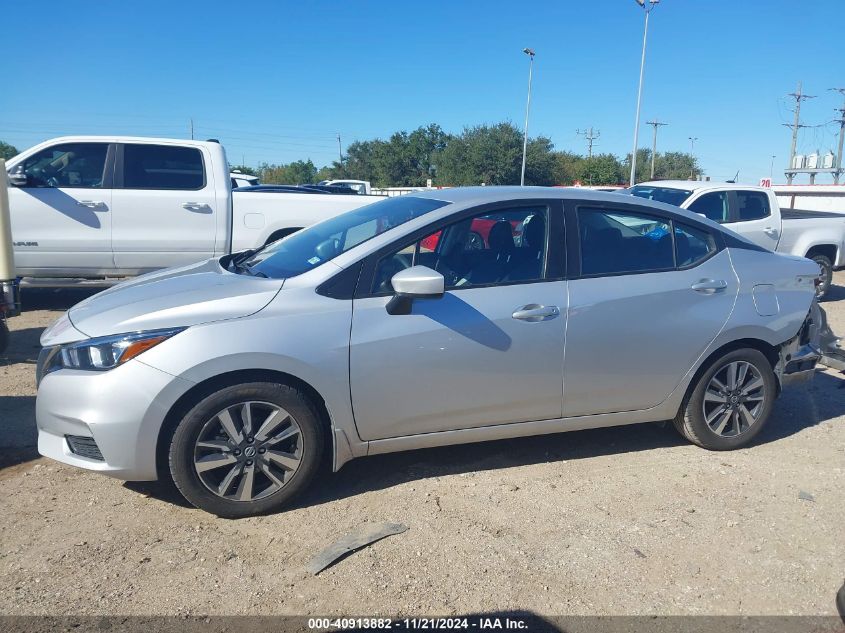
[575, 153, 623, 186]
[552, 151, 583, 185]
[258, 159, 318, 184]
[622, 149, 701, 183]
[434, 122, 556, 186]
[0, 141, 18, 160]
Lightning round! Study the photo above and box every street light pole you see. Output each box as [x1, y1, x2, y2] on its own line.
[629, 0, 659, 187]
[688, 136, 698, 179]
[520, 48, 535, 186]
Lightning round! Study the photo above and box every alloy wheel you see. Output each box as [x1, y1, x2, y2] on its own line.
[702, 361, 766, 437]
[193, 401, 303, 501]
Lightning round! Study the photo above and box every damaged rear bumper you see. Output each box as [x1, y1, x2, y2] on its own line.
[777, 302, 843, 386]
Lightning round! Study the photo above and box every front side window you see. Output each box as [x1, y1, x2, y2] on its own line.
[123, 144, 205, 190]
[579, 208, 674, 276]
[245, 196, 450, 279]
[674, 223, 716, 267]
[736, 191, 770, 221]
[688, 191, 729, 223]
[19, 143, 108, 188]
[373, 206, 549, 293]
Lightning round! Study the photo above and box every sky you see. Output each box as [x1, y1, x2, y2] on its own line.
[1, 0, 843, 184]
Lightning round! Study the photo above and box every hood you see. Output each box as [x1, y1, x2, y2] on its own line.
[67, 258, 283, 337]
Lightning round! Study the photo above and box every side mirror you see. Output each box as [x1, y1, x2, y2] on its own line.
[386, 265, 444, 315]
[7, 166, 27, 187]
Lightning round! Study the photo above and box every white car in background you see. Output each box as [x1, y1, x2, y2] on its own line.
[230, 171, 259, 188]
[625, 181, 845, 299]
[4, 136, 379, 284]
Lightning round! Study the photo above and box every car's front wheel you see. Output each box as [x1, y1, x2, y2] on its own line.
[674, 348, 776, 450]
[168, 382, 325, 518]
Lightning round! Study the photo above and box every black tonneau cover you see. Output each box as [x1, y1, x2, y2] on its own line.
[782, 208, 845, 220]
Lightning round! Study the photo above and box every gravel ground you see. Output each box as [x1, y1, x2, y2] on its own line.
[1, 277, 844, 617]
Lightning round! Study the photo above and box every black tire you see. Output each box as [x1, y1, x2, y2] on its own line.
[811, 254, 833, 301]
[168, 382, 325, 518]
[0, 320, 8, 355]
[673, 348, 777, 450]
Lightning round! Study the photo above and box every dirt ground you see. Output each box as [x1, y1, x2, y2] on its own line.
[1, 276, 844, 618]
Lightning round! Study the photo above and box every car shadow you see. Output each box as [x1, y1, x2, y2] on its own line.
[124, 369, 845, 514]
[0, 395, 39, 473]
[18, 188, 103, 228]
[19, 287, 103, 312]
[294, 370, 845, 511]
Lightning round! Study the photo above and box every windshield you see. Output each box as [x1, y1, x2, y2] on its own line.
[626, 185, 693, 207]
[243, 196, 450, 279]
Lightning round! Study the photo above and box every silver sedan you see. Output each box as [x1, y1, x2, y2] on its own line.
[35, 187, 824, 517]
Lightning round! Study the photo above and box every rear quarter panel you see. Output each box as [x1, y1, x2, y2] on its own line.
[719, 247, 818, 347]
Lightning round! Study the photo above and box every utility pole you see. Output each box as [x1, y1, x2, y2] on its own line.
[645, 120, 667, 179]
[783, 82, 815, 184]
[830, 88, 845, 185]
[688, 136, 698, 180]
[629, 0, 659, 186]
[576, 127, 600, 158]
[337, 133, 343, 163]
[520, 48, 536, 186]
[190, 118, 194, 140]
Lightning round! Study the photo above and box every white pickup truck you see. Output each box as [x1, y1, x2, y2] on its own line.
[4, 136, 379, 283]
[626, 181, 845, 299]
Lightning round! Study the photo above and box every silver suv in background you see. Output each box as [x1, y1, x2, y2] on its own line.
[35, 187, 823, 517]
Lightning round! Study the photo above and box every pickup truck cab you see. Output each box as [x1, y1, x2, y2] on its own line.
[626, 181, 845, 298]
[4, 136, 378, 282]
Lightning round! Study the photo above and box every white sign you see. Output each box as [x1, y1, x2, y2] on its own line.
[759, 178, 772, 188]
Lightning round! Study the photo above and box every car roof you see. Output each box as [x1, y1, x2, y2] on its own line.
[406, 186, 728, 232]
[634, 180, 768, 193]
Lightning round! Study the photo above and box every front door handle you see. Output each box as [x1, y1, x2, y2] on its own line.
[512, 304, 560, 322]
[181, 202, 210, 211]
[764, 227, 778, 237]
[691, 279, 728, 294]
[77, 200, 105, 209]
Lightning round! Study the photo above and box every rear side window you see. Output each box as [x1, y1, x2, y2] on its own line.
[579, 208, 674, 276]
[123, 144, 205, 190]
[736, 191, 770, 221]
[675, 223, 716, 267]
[688, 191, 729, 223]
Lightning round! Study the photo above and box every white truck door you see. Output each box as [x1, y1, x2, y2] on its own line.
[722, 190, 780, 251]
[111, 143, 217, 273]
[6, 142, 114, 275]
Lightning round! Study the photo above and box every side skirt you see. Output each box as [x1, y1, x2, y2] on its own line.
[364, 408, 667, 458]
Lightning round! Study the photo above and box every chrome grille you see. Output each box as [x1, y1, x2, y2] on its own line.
[65, 435, 104, 461]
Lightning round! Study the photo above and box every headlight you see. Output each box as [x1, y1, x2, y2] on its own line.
[37, 328, 185, 382]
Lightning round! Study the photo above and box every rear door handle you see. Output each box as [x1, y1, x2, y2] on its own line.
[691, 279, 728, 294]
[77, 200, 105, 209]
[181, 202, 210, 211]
[512, 304, 560, 322]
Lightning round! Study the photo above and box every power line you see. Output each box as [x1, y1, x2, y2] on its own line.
[830, 87, 845, 185]
[783, 81, 816, 184]
[645, 120, 668, 179]
[575, 127, 600, 158]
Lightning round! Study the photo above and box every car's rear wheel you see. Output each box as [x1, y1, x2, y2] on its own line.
[811, 254, 833, 300]
[674, 348, 776, 450]
[168, 382, 324, 518]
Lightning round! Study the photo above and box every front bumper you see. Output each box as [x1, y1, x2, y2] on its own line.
[36, 359, 194, 481]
